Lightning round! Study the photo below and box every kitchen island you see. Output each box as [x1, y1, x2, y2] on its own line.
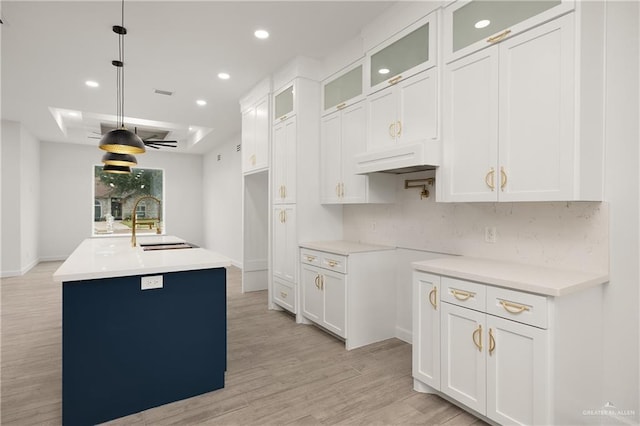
[53, 236, 231, 426]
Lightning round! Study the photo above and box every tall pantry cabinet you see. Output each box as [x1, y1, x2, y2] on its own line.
[270, 58, 342, 316]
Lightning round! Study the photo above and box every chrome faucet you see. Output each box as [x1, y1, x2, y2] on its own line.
[131, 195, 162, 247]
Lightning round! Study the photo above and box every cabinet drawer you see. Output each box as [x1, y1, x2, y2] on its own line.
[273, 279, 296, 313]
[486, 286, 548, 329]
[300, 249, 321, 267]
[321, 253, 347, 274]
[441, 277, 486, 311]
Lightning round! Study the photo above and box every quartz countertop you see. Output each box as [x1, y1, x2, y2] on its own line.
[53, 235, 231, 282]
[299, 240, 395, 256]
[413, 256, 609, 297]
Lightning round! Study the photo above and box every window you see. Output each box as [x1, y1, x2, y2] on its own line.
[93, 166, 164, 236]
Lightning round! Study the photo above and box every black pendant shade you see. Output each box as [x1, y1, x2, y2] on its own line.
[103, 164, 132, 174]
[101, 152, 137, 167]
[99, 128, 146, 154]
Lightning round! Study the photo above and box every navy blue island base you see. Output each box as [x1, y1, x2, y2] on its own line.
[62, 267, 227, 426]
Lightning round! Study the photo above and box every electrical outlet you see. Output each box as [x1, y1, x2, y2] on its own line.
[485, 226, 497, 243]
[141, 275, 163, 290]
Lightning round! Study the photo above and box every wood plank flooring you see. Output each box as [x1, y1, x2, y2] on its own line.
[1, 262, 484, 425]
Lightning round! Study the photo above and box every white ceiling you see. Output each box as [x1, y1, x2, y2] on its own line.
[1, 1, 395, 154]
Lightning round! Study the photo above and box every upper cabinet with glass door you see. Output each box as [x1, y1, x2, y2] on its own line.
[366, 12, 437, 94]
[273, 84, 295, 123]
[444, 0, 574, 63]
[322, 60, 364, 116]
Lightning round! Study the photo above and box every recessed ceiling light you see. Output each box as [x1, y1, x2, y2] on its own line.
[196, 99, 207, 106]
[85, 80, 99, 88]
[254, 29, 269, 39]
[218, 72, 230, 80]
[475, 19, 491, 29]
[378, 68, 390, 75]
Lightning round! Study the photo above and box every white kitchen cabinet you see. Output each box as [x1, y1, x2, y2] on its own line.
[241, 96, 269, 174]
[322, 61, 364, 116]
[320, 101, 395, 204]
[272, 116, 296, 204]
[301, 262, 346, 337]
[412, 257, 607, 425]
[441, 301, 487, 415]
[299, 242, 396, 350]
[444, 0, 574, 63]
[367, 68, 438, 152]
[272, 205, 296, 285]
[441, 10, 604, 202]
[273, 84, 295, 122]
[412, 272, 440, 390]
[366, 12, 437, 94]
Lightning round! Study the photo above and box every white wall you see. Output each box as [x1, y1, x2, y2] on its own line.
[1, 120, 40, 277]
[601, 1, 639, 421]
[1, 121, 22, 275]
[19, 124, 40, 272]
[202, 134, 242, 266]
[39, 141, 204, 260]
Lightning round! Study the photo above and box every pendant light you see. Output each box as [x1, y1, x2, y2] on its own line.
[102, 164, 133, 174]
[99, 0, 145, 157]
[101, 152, 137, 167]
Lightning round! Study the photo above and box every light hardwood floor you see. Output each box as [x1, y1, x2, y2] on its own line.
[1, 262, 485, 425]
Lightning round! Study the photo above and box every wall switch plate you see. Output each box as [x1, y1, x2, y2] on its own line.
[485, 226, 497, 243]
[141, 275, 163, 290]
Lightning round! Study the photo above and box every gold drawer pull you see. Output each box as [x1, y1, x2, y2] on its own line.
[487, 29, 512, 44]
[489, 328, 496, 355]
[485, 167, 495, 191]
[327, 260, 338, 268]
[395, 121, 402, 137]
[320, 275, 324, 290]
[500, 167, 507, 191]
[336, 102, 347, 110]
[451, 289, 474, 301]
[314, 274, 321, 289]
[388, 75, 403, 85]
[428, 286, 437, 309]
[250, 154, 256, 166]
[280, 291, 288, 299]
[305, 255, 316, 262]
[388, 123, 396, 138]
[472, 324, 483, 351]
[500, 300, 530, 314]
[280, 115, 287, 121]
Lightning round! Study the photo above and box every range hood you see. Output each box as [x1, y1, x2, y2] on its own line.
[354, 141, 442, 174]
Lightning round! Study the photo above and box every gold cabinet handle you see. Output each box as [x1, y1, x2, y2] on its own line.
[315, 274, 320, 289]
[340, 182, 345, 198]
[250, 154, 256, 166]
[396, 121, 402, 137]
[489, 328, 496, 356]
[451, 289, 474, 301]
[280, 291, 288, 299]
[280, 115, 287, 121]
[336, 102, 347, 110]
[485, 167, 495, 191]
[327, 260, 338, 268]
[305, 255, 316, 262]
[500, 167, 507, 191]
[499, 300, 530, 314]
[388, 123, 396, 138]
[282, 210, 287, 223]
[388, 75, 403, 85]
[472, 324, 483, 351]
[283, 185, 287, 199]
[487, 29, 512, 44]
[428, 286, 437, 309]
[279, 185, 284, 198]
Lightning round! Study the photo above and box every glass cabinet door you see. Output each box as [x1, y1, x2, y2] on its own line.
[367, 12, 437, 94]
[323, 64, 363, 114]
[274, 85, 294, 121]
[445, 0, 573, 63]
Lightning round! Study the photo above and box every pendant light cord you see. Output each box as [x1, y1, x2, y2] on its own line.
[114, 0, 126, 129]
[120, 0, 125, 128]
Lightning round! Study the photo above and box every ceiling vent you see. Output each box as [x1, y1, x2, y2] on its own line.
[153, 88, 174, 96]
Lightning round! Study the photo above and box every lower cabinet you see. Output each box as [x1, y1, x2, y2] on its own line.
[272, 205, 297, 313]
[300, 244, 395, 350]
[413, 271, 553, 425]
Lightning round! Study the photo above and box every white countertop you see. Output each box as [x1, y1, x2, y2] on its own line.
[53, 235, 232, 282]
[300, 240, 395, 256]
[413, 256, 609, 297]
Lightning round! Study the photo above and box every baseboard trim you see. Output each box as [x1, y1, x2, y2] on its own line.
[395, 326, 412, 344]
[1, 258, 40, 278]
[39, 256, 68, 262]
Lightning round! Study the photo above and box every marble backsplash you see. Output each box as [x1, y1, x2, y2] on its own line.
[343, 171, 609, 274]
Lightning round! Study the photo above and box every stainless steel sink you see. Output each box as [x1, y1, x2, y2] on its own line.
[139, 242, 198, 251]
